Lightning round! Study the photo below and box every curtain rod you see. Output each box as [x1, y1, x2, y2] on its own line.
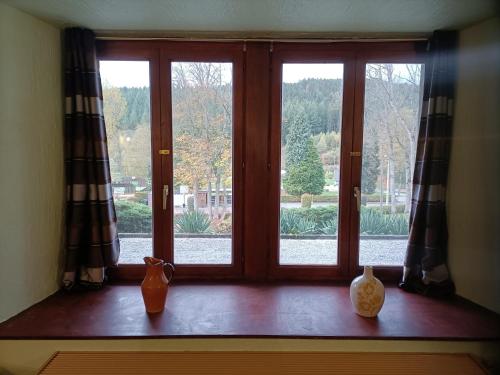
[95, 31, 429, 43]
[96, 36, 428, 43]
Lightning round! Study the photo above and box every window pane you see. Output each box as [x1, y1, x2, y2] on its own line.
[360, 63, 424, 266]
[280, 64, 343, 265]
[171, 62, 233, 264]
[100, 60, 152, 264]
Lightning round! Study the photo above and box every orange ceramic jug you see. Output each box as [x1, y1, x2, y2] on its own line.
[141, 257, 175, 313]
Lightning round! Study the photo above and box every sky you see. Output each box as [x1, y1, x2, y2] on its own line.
[99, 60, 345, 87]
[100, 60, 419, 87]
[100, 61, 150, 88]
[282, 63, 344, 83]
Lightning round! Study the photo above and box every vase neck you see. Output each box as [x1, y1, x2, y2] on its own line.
[363, 266, 374, 278]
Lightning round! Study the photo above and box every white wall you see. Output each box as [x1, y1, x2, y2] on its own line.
[448, 17, 500, 313]
[0, 3, 63, 322]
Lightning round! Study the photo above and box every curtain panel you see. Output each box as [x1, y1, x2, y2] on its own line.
[63, 28, 120, 289]
[399, 31, 458, 297]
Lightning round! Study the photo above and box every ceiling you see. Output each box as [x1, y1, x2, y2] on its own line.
[3, 0, 499, 35]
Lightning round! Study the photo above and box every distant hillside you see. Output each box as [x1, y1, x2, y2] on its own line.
[113, 79, 343, 136]
[282, 78, 343, 141]
[118, 86, 150, 129]
[113, 77, 416, 146]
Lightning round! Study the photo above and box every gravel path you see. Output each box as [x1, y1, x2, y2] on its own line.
[118, 237, 406, 266]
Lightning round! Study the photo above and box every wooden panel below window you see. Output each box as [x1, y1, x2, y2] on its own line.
[39, 352, 486, 375]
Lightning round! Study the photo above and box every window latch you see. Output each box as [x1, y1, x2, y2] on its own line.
[163, 185, 169, 210]
[353, 186, 361, 212]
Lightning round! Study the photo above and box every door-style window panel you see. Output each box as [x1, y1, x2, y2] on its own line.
[171, 62, 233, 265]
[279, 63, 344, 265]
[100, 60, 152, 264]
[98, 41, 423, 281]
[359, 63, 424, 266]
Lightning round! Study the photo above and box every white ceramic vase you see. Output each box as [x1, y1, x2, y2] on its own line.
[349, 266, 385, 318]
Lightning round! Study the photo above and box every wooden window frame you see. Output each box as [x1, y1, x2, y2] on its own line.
[97, 41, 162, 281]
[98, 41, 244, 281]
[350, 43, 426, 283]
[98, 40, 425, 283]
[268, 44, 356, 281]
[159, 42, 245, 280]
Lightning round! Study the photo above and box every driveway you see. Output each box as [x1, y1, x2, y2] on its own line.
[118, 237, 406, 267]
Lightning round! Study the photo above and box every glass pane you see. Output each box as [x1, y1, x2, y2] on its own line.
[100, 61, 152, 264]
[360, 63, 424, 266]
[171, 62, 233, 264]
[279, 63, 344, 265]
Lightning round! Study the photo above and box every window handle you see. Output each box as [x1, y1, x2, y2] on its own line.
[163, 185, 169, 210]
[353, 186, 361, 212]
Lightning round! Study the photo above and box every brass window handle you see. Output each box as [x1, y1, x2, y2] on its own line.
[163, 185, 169, 210]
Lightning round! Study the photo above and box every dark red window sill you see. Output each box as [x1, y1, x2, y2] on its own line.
[0, 283, 499, 340]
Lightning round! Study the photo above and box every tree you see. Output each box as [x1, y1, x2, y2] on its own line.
[282, 78, 343, 137]
[171, 62, 232, 218]
[121, 123, 151, 179]
[284, 110, 311, 167]
[364, 63, 422, 213]
[361, 137, 380, 194]
[312, 132, 341, 167]
[102, 86, 127, 181]
[283, 139, 325, 196]
[174, 134, 208, 210]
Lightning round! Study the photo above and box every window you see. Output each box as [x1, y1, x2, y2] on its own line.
[98, 41, 424, 281]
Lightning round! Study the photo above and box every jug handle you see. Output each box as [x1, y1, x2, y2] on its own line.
[164, 262, 175, 283]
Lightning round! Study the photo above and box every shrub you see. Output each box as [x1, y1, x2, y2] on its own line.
[115, 200, 152, 233]
[281, 194, 339, 203]
[280, 205, 408, 235]
[128, 191, 150, 205]
[360, 209, 387, 234]
[280, 195, 301, 203]
[301, 193, 313, 208]
[385, 214, 409, 235]
[175, 210, 212, 234]
[360, 208, 409, 235]
[321, 217, 338, 235]
[373, 204, 406, 214]
[211, 215, 232, 234]
[280, 209, 315, 235]
[289, 206, 338, 230]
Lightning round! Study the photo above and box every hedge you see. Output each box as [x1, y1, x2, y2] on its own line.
[115, 200, 152, 233]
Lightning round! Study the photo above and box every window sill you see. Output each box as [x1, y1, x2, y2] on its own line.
[0, 283, 499, 340]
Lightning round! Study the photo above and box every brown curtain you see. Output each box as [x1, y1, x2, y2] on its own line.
[399, 31, 458, 297]
[63, 28, 120, 289]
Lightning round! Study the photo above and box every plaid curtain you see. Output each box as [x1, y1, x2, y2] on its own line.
[399, 31, 458, 297]
[63, 28, 120, 289]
